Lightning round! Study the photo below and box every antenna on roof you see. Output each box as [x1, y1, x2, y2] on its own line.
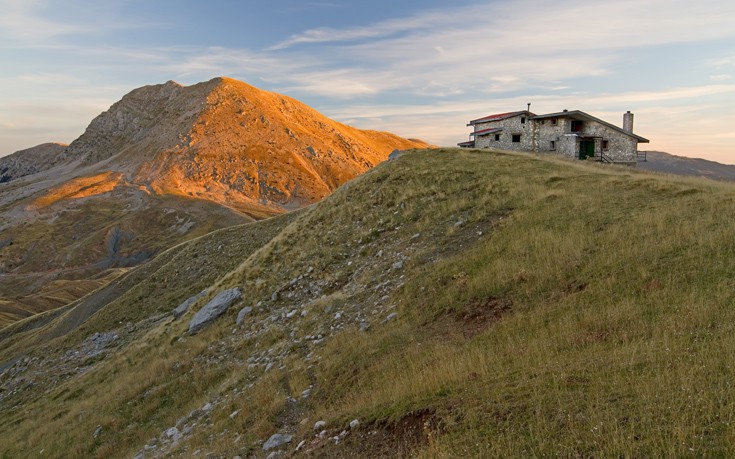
[527, 102, 531, 112]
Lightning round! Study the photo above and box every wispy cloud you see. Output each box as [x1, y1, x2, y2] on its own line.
[0, 0, 84, 43]
[269, 9, 446, 50]
[262, 0, 735, 99]
[0, 0, 163, 46]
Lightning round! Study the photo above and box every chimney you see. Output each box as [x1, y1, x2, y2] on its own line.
[527, 102, 531, 112]
[623, 111, 634, 132]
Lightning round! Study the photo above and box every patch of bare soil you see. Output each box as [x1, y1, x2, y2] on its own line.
[302, 409, 443, 458]
[456, 296, 513, 338]
[425, 295, 513, 340]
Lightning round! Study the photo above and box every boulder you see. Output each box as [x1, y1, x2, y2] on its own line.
[188, 288, 242, 334]
[388, 149, 405, 160]
[263, 433, 292, 450]
[173, 289, 208, 319]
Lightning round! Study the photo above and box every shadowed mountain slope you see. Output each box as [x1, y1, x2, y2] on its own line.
[1, 149, 734, 458]
[0, 143, 68, 183]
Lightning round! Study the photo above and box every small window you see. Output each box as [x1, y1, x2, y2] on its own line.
[571, 120, 583, 132]
[521, 117, 526, 124]
[494, 133, 501, 141]
[602, 140, 609, 150]
[512, 134, 521, 143]
[551, 118, 558, 125]
[550, 140, 556, 150]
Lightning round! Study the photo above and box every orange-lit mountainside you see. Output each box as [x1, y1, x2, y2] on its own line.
[0, 77, 428, 326]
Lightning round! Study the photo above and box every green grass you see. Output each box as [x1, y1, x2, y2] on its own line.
[2, 148, 735, 458]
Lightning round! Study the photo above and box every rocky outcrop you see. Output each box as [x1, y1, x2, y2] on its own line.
[0, 143, 68, 183]
[173, 290, 208, 319]
[263, 433, 292, 450]
[188, 288, 242, 334]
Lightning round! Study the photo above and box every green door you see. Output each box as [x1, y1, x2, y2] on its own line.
[579, 140, 595, 160]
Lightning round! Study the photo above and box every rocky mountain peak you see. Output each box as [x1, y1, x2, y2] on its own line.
[65, 79, 214, 165]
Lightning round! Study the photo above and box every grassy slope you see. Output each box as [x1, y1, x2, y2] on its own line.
[2, 148, 735, 458]
[0, 193, 252, 326]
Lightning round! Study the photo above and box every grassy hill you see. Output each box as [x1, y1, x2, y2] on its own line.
[1, 148, 734, 458]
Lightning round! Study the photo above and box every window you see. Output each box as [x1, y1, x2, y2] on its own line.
[550, 140, 556, 150]
[571, 120, 583, 132]
[521, 117, 526, 124]
[551, 118, 558, 125]
[512, 134, 521, 143]
[602, 140, 609, 150]
[495, 133, 501, 141]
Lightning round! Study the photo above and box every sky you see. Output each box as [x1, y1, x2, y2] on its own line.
[1, 0, 734, 164]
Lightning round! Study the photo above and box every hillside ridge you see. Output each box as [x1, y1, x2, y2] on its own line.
[2, 149, 734, 458]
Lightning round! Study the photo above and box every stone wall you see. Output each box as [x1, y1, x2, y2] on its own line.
[473, 114, 534, 150]
[533, 117, 637, 162]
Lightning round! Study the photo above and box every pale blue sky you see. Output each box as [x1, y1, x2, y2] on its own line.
[1, 0, 734, 163]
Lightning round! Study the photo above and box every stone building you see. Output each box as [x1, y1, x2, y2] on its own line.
[458, 109, 649, 164]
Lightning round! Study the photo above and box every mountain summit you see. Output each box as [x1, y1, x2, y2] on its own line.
[0, 77, 427, 325]
[55, 76, 428, 212]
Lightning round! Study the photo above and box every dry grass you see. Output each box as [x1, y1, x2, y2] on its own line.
[2, 149, 735, 458]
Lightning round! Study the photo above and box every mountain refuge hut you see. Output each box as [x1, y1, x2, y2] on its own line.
[458, 109, 649, 165]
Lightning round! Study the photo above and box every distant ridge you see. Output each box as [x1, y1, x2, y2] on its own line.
[638, 151, 735, 182]
[0, 143, 68, 183]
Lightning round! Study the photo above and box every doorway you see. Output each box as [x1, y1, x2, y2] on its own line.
[579, 140, 595, 160]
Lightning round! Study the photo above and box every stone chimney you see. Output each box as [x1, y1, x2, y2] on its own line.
[623, 111, 634, 132]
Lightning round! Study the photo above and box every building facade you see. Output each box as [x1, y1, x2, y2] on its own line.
[459, 109, 649, 164]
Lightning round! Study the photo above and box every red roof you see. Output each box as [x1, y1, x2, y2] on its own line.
[469, 110, 534, 125]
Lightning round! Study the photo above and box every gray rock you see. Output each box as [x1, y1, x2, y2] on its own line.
[314, 420, 326, 431]
[388, 149, 404, 160]
[236, 306, 253, 325]
[263, 433, 292, 450]
[296, 440, 307, 451]
[173, 289, 208, 319]
[349, 419, 360, 429]
[188, 288, 242, 334]
[93, 425, 102, 438]
[392, 260, 404, 270]
[385, 313, 398, 322]
[165, 426, 180, 440]
[201, 402, 213, 413]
